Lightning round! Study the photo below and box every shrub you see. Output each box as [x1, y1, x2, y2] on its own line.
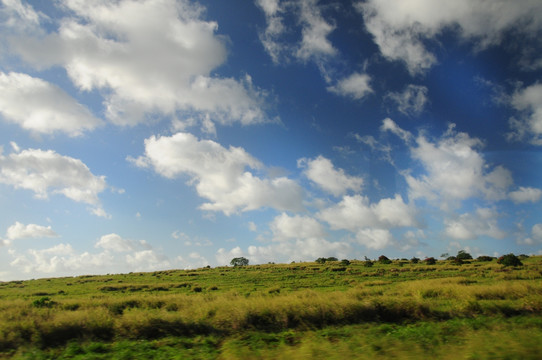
[340, 259, 351, 266]
[497, 253, 523, 267]
[456, 250, 473, 260]
[32, 297, 56, 308]
[424, 257, 436, 265]
[410, 257, 420, 264]
[230, 257, 249, 267]
[193, 287, 203, 293]
[315, 257, 327, 264]
[378, 255, 392, 264]
[477, 255, 494, 262]
[363, 260, 374, 267]
[326, 257, 338, 262]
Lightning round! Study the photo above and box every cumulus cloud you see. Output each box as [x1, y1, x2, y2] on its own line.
[509, 186, 542, 203]
[130, 132, 304, 215]
[0, 72, 102, 136]
[5, 0, 268, 128]
[328, 72, 372, 100]
[295, 0, 337, 62]
[257, 0, 336, 64]
[6, 221, 58, 240]
[444, 208, 507, 240]
[95, 233, 150, 252]
[318, 194, 417, 232]
[386, 84, 428, 116]
[356, 0, 542, 74]
[216, 237, 350, 265]
[0, 147, 108, 216]
[270, 212, 326, 241]
[9, 234, 171, 277]
[508, 83, 542, 145]
[298, 155, 363, 196]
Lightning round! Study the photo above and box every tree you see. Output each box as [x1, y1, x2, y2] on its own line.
[497, 253, 523, 267]
[476, 255, 494, 262]
[424, 257, 436, 265]
[378, 255, 392, 264]
[315, 257, 327, 264]
[340, 259, 351, 266]
[230, 257, 249, 267]
[456, 250, 473, 260]
[326, 257, 338, 262]
[410, 257, 420, 264]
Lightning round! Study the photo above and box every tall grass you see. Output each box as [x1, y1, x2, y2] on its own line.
[0, 256, 541, 358]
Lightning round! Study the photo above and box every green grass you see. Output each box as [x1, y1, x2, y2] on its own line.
[1, 257, 541, 359]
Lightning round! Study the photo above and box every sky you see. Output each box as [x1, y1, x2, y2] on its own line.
[0, 0, 541, 280]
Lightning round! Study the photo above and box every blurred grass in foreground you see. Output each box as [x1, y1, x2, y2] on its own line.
[0, 256, 541, 359]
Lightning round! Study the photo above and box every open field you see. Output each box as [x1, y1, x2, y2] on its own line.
[1, 256, 541, 359]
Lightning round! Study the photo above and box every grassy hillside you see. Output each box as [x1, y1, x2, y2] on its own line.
[1, 256, 541, 359]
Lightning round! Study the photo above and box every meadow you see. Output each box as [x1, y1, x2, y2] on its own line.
[0, 255, 541, 359]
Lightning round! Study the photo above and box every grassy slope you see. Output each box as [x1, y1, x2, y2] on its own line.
[0, 257, 541, 359]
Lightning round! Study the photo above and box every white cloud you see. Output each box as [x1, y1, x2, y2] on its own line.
[386, 84, 428, 116]
[356, 0, 542, 74]
[298, 155, 363, 196]
[380, 118, 412, 143]
[444, 208, 507, 240]
[270, 212, 326, 241]
[95, 233, 150, 253]
[257, 0, 336, 64]
[295, 0, 337, 62]
[0, 147, 108, 215]
[6, 0, 268, 128]
[328, 72, 372, 100]
[0, 72, 102, 136]
[355, 228, 393, 250]
[318, 194, 417, 232]
[384, 122, 516, 209]
[216, 237, 351, 265]
[130, 132, 304, 215]
[6, 221, 58, 240]
[509, 186, 542, 203]
[531, 224, 542, 243]
[10, 234, 171, 277]
[256, 0, 286, 63]
[508, 83, 542, 145]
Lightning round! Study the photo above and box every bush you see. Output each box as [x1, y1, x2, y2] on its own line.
[378, 255, 392, 264]
[424, 257, 436, 265]
[315, 257, 327, 264]
[456, 250, 473, 260]
[340, 259, 351, 266]
[32, 297, 56, 308]
[230, 257, 249, 267]
[476, 255, 494, 262]
[363, 260, 374, 267]
[326, 257, 338, 262]
[497, 254, 523, 267]
[410, 257, 420, 264]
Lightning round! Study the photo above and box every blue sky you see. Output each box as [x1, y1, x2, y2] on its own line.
[1, 0, 541, 280]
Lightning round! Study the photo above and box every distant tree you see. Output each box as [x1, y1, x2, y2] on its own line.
[440, 253, 449, 259]
[476, 255, 494, 262]
[363, 260, 374, 267]
[518, 254, 529, 260]
[378, 255, 392, 264]
[410, 257, 420, 264]
[315, 257, 327, 264]
[340, 259, 351, 266]
[230, 257, 249, 267]
[326, 257, 338, 262]
[424, 257, 436, 265]
[497, 254, 523, 267]
[456, 250, 473, 260]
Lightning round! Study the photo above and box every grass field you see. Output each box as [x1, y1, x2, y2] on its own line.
[1, 256, 541, 359]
